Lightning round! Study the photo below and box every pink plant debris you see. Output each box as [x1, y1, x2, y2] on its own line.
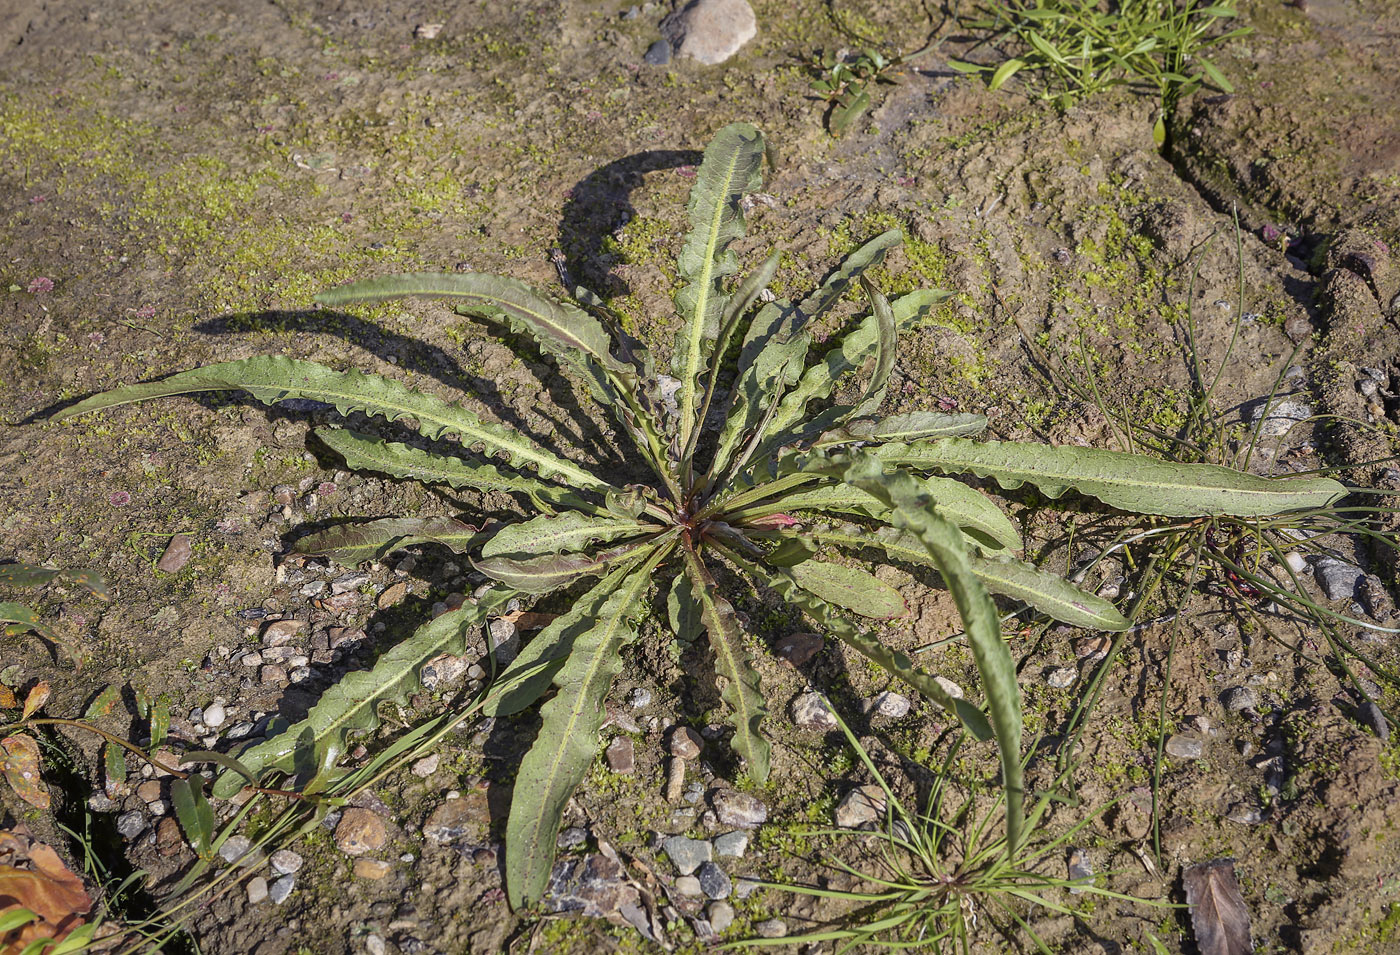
[134, 305, 157, 319]
[109, 491, 131, 507]
[27, 277, 54, 294]
[317, 481, 338, 496]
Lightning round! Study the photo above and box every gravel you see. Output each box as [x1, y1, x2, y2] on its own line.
[790, 692, 838, 730]
[663, 835, 712, 875]
[711, 789, 767, 828]
[696, 861, 732, 899]
[713, 830, 748, 858]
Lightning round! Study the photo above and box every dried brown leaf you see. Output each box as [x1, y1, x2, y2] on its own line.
[0, 736, 48, 810]
[0, 831, 92, 955]
[20, 682, 50, 721]
[1183, 858, 1253, 955]
[0, 687, 14, 710]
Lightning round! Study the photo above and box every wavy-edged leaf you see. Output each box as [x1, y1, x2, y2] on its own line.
[787, 560, 906, 619]
[315, 428, 597, 513]
[674, 122, 767, 449]
[481, 512, 658, 561]
[506, 548, 671, 908]
[51, 356, 610, 493]
[875, 438, 1348, 517]
[0, 603, 84, 667]
[0, 565, 60, 589]
[715, 545, 993, 740]
[839, 454, 1023, 853]
[294, 516, 486, 564]
[473, 536, 662, 595]
[1183, 859, 1253, 955]
[806, 524, 1125, 630]
[811, 410, 988, 449]
[681, 549, 770, 781]
[796, 229, 902, 324]
[667, 572, 704, 647]
[211, 588, 514, 798]
[848, 276, 896, 421]
[731, 475, 1023, 552]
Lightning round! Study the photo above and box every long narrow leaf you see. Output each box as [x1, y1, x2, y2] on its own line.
[796, 229, 902, 323]
[810, 410, 988, 449]
[293, 516, 486, 563]
[480, 512, 658, 560]
[473, 536, 661, 594]
[788, 559, 907, 619]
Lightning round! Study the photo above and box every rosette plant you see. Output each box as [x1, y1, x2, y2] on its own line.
[53, 123, 1346, 908]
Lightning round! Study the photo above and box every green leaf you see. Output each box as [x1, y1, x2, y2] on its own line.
[848, 276, 897, 420]
[473, 536, 663, 594]
[0, 564, 60, 589]
[171, 776, 217, 860]
[674, 122, 767, 450]
[0, 602, 49, 637]
[506, 551, 669, 908]
[947, 59, 987, 73]
[839, 455, 1023, 853]
[788, 560, 906, 619]
[800, 228, 904, 328]
[315, 428, 596, 513]
[149, 695, 170, 749]
[682, 550, 770, 782]
[295, 516, 486, 563]
[83, 685, 122, 721]
[0, 910, 39, 934]
[51, 356, 610, 493]
[211, 588, 514, 798]
[830, 86, 872, 136]
[1153, 114, 1167, 149]
[1197, 56, 1231, 92]
[667, 572, 704, 646]
[103, 742, 127, 798]
[810, 410, 988, 449]
[989, 58, 1026, 90]
[875, 438, 1349, 517]
[481, 512, 657, 561]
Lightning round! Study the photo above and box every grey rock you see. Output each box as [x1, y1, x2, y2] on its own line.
[1066, 848, 1093, 895]
[629, 687, 653, 708]
[269, 874, 295, 904]
[663, 835, 712, 875]
[558, 827, 589, 850]
[659, 0, 756, 65]
[1248, 397, 1313, 437]
[707, 900, 735, 933]
[644, 39, 671, 65]
[1359, 700, 1390, 741]
[246, 876, 269, 904]
[711, 789, 767, 828]
[1045, 666, 1077, 689]
[835, 783, 886, 828]
[219, 835, 262, 868]
[156, 534, 193, 573]
[696, 861, 732, 899]
[734, 877, 760, 899]
[870, 691, 911, 719]
[117, 811, 148, 839]
[488, 616, 519, 662]
[755, 918, 788, 939]
[670, 726, 703, 759]
[202, 702, 226, 728]
[713, 830, 748, 858]
[674, 874, 703, 897]
[411, 754, 440, 777]
[1225, 804, 1263, 826]
[1222, 686, 1258, 713]
[1165, 734, 1204, 760]
[331, 572, 370, 595]
[790, 692, 838, 730]
[1314, 557, 1364, 601]
[269, 849, 303, 875]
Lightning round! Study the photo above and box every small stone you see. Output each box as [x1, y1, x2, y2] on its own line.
[713, 830, 748, 858]
[1222, 686, 1258, 713]
[755, 918, 788, 939]
[1045, 667, 1077, 689]
[117, 811, 148, 839]
[1075, 636, 1112, 661]
[365, 935, 386, 955]
[331, 572, 370, 595]
[203, 702, 227, 728]
[156, 534, 193, 573]
[300, 580, 327, 597]
[272, 484, 296, 506]
[933, 675, 964, 699]
[260, 664, 288, 684]
[377, 582, 408, 608]
[1248, 397, 1313, 437]
[629, 687, 653, 708]
[1225, 804, 1263, 826]
[1165, 734, 1204, 760]
[674, 875, 703, 897]
[414, 22, 443, 39]
[707, 900, 735, 933]
[241, 651, 264, 667]
[1067, 848, 1093, 894]
[155, 816, 183, 856]
[711, 789, 767, 828]
[663, 835, 712, 875]
[411, 754, 440, 777]
[670, 726, 703, 759]
[696, 861, 731, 899]
[423, 793, 487, 845]
[557, 827, 589, 850]
[219, 835, 261, 868]
[246, 876, 269, 904]
[1359, 701, 1390, 741]
[227, 721, 254, 740]
[262, 619, 305, 646]
[136, 780, 162, 802]
[606, 737, 635, 774]
[773, 632, 823, 666]
[1284, 551, 1308, 575]
[270, 849, 303, 875]
[835, 784, 886, 828]
[1313, 557, 1364, 601]
[354, 858, 393, 880]
[870, 691, 911, 719]
[659, 0, 757, 65]
[643, 38, 671, 65]
[269, 874, 295, 904]
[790, 692, 838, 730]
[335, 808, 388, 856]
[665, 756, 687, 803]
[734, 877, 760, 899]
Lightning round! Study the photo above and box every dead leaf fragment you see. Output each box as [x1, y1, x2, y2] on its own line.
[0, 830, 92, 953]
[0, 687, 15, 710]
[21, 682, 50, 721]
[1183, 858, 1253, 955]
[0, 736, 48, 810]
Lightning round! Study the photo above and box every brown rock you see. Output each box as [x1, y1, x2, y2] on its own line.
[423, 792, 489, 845]
[773, 632, 823, 667]
[155, 816, 184, 856]
[156, 534, 193, 573]
[136, 780, 163, 802]
[260, 664, 288, 684]
[334, 808, 387, 856]
[669, 726, 703, 760]
[377, 582, 409, 608]
[353, 858, 393, 880]
[262, 619, 305, 646]
[605, 737, 635, 774]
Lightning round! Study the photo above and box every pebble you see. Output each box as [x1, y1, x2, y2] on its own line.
[670, 726, 703, 759]
[1165, 734, 1203, 760]
[1225, 804, 1263, 826]
[557, 827, 589, 850]
[713, 830, 748, 858]
[260, 664, 288, 684]
[1045, 667, 1077, 689]
[136, 780, 162, 802]
[270, 849, 303, 876]
[933, 676, 964, 699]
[1248, 397, 1313, 437]
[734, 877, 760, 899]
[411, 754, 440, 777]
[1313, 557, 1364, 601]
[203, 702, 227, 728]
[665, 757, 687, 803]
[790, 692, 838, 730]
[1222, 686, 1258, 713]
[219, 835, 261, 867]
[659, 0, 757, 65]
[755, 918, 788, 939]
[1359, 701, 1390, 741]
[644, 38, 671, 65]
[246, 876, 269, 904]
[1066, 848, 1093, 894]
[711, 790, 767, 828]
[156, 534, 193, 573]
[117, 811, 148, 839]
[696, 861, 732, 899]
[606, 737, 635, 774]
[241, 651, 264, 667]
[262, 619, 305, 645]
[354, 858, 393, 880]
[331, 572, 370, 595]
[629, 687, 653, 708]
[269, 874, 295, 904]
[674, 875, 703, 897]
[335, 808, 388, 856]
[835, 784, 886, 828]
[773, 632, 823, 666]
[366, 935, 386, 955]
[707, 900, 735, 933]
[869, 691, 911, 719]
[377, 582, 408, 608]
[663, 835, 712, 875]
[1284, 551, 1308, 575]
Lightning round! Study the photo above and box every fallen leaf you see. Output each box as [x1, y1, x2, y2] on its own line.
[21, 683, 50, 721]
[0, 687, 14, 710]
[0, 830, 92, 955]
[1183, 858, 1253, 955]
[499, 610, 559, 631]
[0, 736, 48, 810]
